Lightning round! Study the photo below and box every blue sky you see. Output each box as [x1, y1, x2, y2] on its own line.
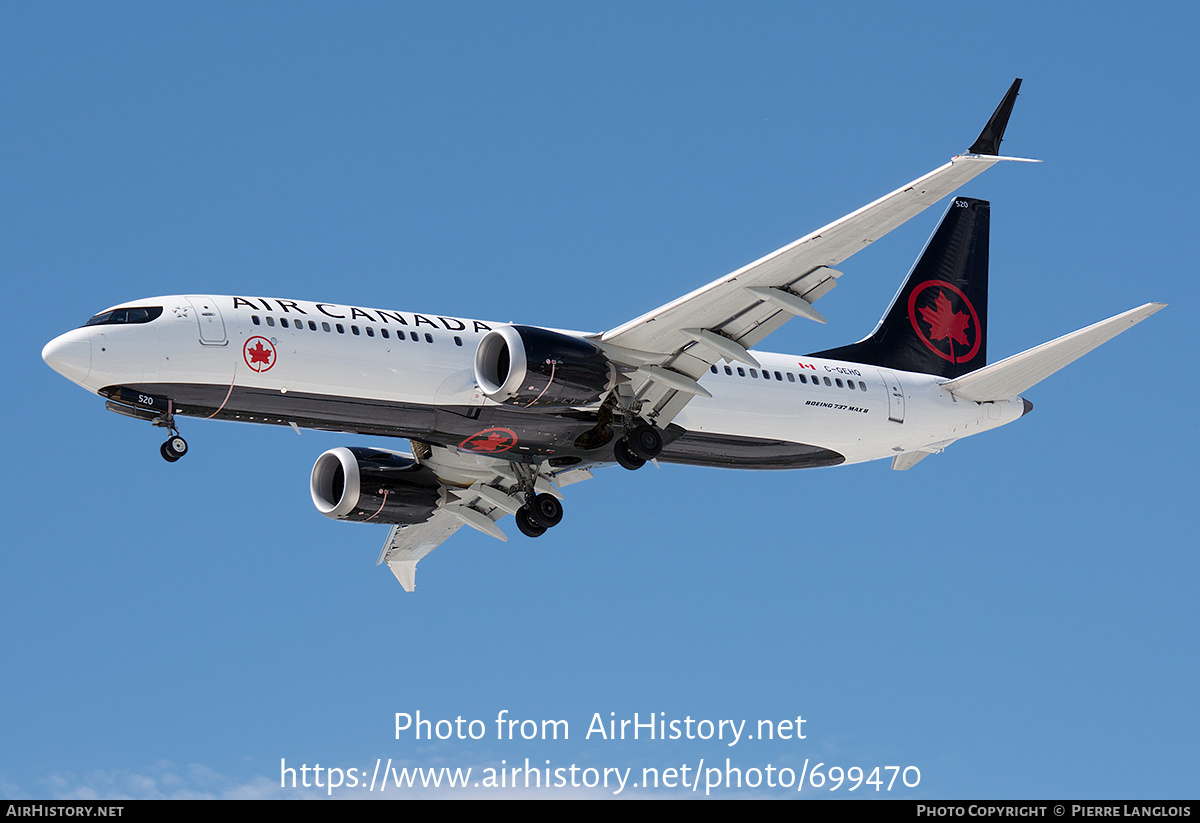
[3, 2, 1196, 799]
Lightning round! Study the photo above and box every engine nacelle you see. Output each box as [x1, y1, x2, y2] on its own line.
[310, 447, 441, 524]
[473, 325, 614, 409]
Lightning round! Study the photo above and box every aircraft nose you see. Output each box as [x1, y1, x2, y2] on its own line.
[42, 328, 92, 385]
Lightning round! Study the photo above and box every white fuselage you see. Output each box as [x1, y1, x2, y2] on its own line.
[43, 295, 1027, 469]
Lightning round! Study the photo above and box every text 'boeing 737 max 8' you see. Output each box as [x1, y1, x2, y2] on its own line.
[42, 80, 1165, 591]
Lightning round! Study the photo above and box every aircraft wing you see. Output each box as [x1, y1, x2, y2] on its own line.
[382, 82, 1032, 591]
[378, 441, 594, 590]
[599, 80, 1033, 429]
[378, 511, 466, 592]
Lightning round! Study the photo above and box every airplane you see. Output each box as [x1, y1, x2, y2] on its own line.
[42, 80, 1165, 591]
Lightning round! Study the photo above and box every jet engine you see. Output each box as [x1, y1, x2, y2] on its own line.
[310, 447, 441, 524]
[473, 325, 615, 409]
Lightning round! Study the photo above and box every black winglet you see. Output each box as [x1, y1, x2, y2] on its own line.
[968, 78, 1022, 155]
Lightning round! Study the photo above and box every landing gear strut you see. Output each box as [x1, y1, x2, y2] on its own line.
[104, 389, 190, 463]
[153, 403, 187, 463]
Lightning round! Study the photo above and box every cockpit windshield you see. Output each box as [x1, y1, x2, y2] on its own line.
[83, 306, 163, 327]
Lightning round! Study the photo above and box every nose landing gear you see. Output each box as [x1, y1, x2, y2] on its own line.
[101, 389, 190, 463]
[153, 403, 187, 463]
[160, 433, 188, 463]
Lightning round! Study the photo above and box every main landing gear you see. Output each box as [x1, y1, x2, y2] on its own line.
[614, 422, 663, 471]
[514, 493, 563, 538]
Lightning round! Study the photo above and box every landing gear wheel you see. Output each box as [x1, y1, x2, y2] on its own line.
[614, 437, 646, 471]
[627, 423, 663, 460]
[528, 493, 563, 529]
[515, 506, 548, 538]
[160, 435, 188, 463]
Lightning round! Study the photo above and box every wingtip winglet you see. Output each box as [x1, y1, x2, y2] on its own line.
[388, 559, 417, 592]
[968, 78, 1022, 156]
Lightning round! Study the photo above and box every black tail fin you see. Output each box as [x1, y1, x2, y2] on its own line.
[810, 197, 990, 379]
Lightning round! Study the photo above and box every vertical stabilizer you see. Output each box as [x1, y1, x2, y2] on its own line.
[811, 197, 990, 379]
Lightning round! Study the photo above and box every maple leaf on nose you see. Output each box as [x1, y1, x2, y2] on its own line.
[918, 291, 972, 346]
[248, 341, 273, 365]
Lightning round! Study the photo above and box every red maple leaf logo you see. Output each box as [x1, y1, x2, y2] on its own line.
[917, 290, 972, 346]
[247, 341, 272, 365]
[470, 433, 511, 452]
[460, 428, 518, 453]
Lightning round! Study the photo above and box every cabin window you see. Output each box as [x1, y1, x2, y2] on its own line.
[454, 336, 463, 347]
[322, 322, 331, 332]
[252, 315, 261, 325]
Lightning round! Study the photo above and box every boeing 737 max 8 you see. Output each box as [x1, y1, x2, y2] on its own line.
[42, 80, 1165, 590]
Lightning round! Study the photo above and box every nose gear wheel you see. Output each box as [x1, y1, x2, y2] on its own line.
[160, 434, 188, 462]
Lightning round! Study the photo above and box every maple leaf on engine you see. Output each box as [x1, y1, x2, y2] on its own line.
[918, 291, 972, 346]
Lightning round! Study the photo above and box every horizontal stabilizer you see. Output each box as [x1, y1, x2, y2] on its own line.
[942, 303, 1166, 402]
[891, 439, 956, 470]
[891, 452, 931, 471]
